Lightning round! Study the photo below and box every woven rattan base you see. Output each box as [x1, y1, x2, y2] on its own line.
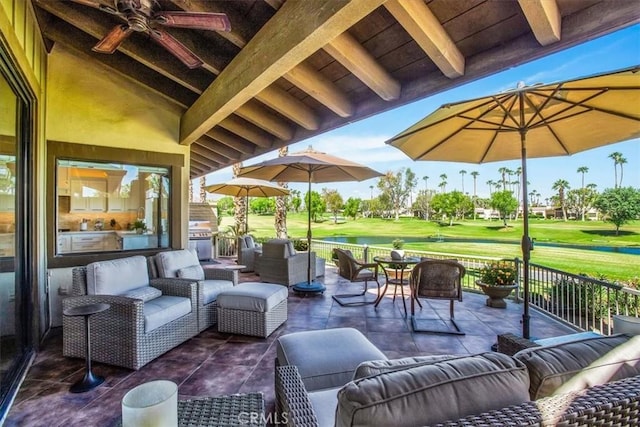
[218, 299, 287, 338]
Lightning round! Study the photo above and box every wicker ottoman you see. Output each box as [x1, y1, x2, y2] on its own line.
[217, 282, 288, 337]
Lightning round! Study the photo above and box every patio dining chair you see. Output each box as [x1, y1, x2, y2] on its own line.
[410, 259, 465, 335]
[332, 248, 381, 306]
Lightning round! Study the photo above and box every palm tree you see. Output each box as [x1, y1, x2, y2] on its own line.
[422, 176, 429, 191]
[498, 167, 509, 190]
[369, 185, 374, 199]
[199, 176, 206, 202]
[439, 173, 447, 193]
[552, 179, 570, 221]
[486, 179, 495, 197]
[470, 171, 479, 219]
[275, 146, 289, 238]
[609, 152, 623, 188]
[577, 166, 589, 221]
[459, 169, 467, 193]
[619, 155, 628, 187]
[232, 162, 246, 233]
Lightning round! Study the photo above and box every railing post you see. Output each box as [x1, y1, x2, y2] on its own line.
[514, 257, 521, 303]
[363, 244, 369, 263]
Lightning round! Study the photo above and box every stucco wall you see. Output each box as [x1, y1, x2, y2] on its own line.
[46, 44, 188, 152]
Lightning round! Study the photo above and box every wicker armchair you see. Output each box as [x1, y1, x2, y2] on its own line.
[63, 256, 199, 370]
[150, 249, 238, 332]
[332, 248, 381, 306]
[257, 239, 315, 286]
[237, 235, 261, 272]
[410, 259, 465, 335]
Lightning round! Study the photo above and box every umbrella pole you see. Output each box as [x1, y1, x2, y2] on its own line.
[245, 193, 249, 235]
[520, 131, 531, 339]
[292, 172, 326, 294]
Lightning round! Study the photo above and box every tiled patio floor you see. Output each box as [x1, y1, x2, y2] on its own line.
[5, 261, 575, 426]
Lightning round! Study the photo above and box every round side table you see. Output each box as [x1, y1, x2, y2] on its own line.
[63, 302, 110, 393]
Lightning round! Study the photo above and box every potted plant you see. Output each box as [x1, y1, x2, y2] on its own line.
[133, 219, 147, 234]
[476, 261, 518, 308]
[390, 238, 405, 260]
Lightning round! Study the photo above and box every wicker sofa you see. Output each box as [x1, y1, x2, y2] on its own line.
[275, 329, 640, 426]
[149, 249, 237, 332]
[63, 256, 199, 370]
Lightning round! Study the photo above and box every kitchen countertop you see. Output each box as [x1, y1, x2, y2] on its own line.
[58, 230, 155, 236]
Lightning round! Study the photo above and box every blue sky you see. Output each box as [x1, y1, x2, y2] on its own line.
[201, 25, 640, 202]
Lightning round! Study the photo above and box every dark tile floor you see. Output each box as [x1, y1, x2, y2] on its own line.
[5, 262, 574, 426]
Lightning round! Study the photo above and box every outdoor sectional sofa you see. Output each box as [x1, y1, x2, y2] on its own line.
[275, 328, 640, 426]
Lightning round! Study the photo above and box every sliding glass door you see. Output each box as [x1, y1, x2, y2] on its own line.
[0, 47, 33, 416]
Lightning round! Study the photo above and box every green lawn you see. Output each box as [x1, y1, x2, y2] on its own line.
[220, 214, 640, 282]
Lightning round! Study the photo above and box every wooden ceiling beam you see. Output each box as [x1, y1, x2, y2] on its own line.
[206, 128, 256, 155]
[190, 156, 219, 171]
[191, 152, 224, 168]
[180, 0, 386, 145]
[35, 0, 210, 93]
[323, 31, 400, 101]
[385, 0, 465, 79]
[283, 62, 354, 117]
[192, 137, 242, 161]
[255, 86, 319, 130]
[518, 0, 561, 46]
[219, 116, 274, 149]
[189, 163, 207, 177]
[236, 100, 294, 140]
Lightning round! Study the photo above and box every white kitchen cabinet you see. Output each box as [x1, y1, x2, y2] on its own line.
[71, 234, 105, 252]
[58, 167, 70, 196]
[0, 194, 15, 212]
[70, 180, 107, 212]
[57, 235, 71, 254]
[0, 234, 14, 257]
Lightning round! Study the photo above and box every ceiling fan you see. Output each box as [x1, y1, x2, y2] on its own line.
[71, 0, 231, 68]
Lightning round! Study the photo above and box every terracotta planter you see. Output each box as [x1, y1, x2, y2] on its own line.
[476, 281, 518, 308]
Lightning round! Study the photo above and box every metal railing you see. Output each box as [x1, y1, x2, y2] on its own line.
[310, 239, 639, 334]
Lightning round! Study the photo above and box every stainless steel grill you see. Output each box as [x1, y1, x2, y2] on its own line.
[188, 220, 214, 261]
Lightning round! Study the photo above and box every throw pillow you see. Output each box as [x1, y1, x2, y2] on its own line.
[515, 333, 640, 400]
[120, 286, 162, 302]
[177, 265, 205, 281]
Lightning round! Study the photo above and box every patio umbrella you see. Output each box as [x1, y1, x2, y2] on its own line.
[238, 147, 383, 293]
[386, 65, 640, 339]
[204, 177, 289, 234]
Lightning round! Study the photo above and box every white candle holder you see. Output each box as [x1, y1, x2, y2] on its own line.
[122, 380, 178, 427]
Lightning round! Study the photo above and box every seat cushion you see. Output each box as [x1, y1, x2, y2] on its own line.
[177, 264, 205, 281]
[277, 328, 387, 392]
[86, 256, 149, 295]
[336, 352, 530, 427]
[155, 249, 199, 278]
[217, 283, 287, 312]
[515, 333, 640, 400]
[143, 295, 192, 333]
[202, 279, 234, 305]
[308, 387, 341, 427]
[120, 285, 162, 302]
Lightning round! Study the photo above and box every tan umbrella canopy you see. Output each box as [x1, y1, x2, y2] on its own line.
[239, 147, 383, 293]
[387, 65, 640, 338]
[205, 177, 289, 234]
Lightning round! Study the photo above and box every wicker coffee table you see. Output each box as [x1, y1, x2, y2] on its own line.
[178, 393, 265, 426]
[116, 392, 265, 426]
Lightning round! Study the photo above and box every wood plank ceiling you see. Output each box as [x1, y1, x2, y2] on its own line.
[32, 0, 640, 178]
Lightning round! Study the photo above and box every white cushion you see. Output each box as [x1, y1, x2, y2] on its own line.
[120, 286, 162, 302]
[308, 387, 340, 427]
[86, 256, 149, 295]
[217, 283, 287, 312]
[202, 279, 234, 305]
[177, 265, 205, 281]
[155, 249, 199, 278]
[143, 295, 191, 333]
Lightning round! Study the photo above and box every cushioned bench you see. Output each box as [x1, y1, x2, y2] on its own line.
[217, 282, 288, 337]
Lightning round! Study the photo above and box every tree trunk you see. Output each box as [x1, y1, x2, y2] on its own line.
[275, 147, 288, 238]
[199, 176, 206, 202]
[232, 163, 246, 234]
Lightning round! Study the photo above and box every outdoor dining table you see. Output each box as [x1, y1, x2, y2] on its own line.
[373, 256, 422, 316]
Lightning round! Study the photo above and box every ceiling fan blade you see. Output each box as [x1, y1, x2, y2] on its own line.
[153, 12, 231, 32]
[149, 29, 203, 69]
[92, 25, 133, 54]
